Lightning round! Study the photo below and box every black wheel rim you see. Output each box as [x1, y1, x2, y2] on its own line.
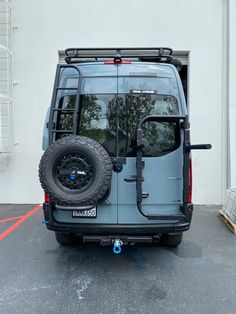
[54, 152, 94, 193]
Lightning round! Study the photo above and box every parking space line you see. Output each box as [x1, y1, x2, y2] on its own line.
[0, 204, 42, 241]
[0, 216, 23, 224]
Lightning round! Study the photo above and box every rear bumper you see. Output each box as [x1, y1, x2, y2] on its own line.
[46, 221, 191, 234]
[43, 202, 193, 235]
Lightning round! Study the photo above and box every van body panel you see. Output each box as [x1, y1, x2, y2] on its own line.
[42, 58, 193, 233]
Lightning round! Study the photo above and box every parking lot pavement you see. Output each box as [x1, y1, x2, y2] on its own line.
[0, 205, 236, 314]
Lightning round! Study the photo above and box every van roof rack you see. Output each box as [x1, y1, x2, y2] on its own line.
[64, 47, 174, 64]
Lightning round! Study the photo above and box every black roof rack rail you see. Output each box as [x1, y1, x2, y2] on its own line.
[64, 47, 174, 64]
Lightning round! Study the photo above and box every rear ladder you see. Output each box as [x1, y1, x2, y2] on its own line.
[48, 65, 81, 145]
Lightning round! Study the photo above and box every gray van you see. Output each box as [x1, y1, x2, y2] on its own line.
[39, 48, 211, 253]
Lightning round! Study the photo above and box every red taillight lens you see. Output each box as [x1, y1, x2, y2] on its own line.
[188, 159, 192, 203]
[44, 192, 50, 203]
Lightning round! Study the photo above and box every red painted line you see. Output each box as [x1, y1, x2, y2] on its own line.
[0, 204, 42, 241]
[0, 216, 23, 224]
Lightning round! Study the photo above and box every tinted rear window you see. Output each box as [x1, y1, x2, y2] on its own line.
[54, 92, 180, 157]
[118, 76, 179, 99]
[78, 94, 117, 156]
[118, 94, 180, 157]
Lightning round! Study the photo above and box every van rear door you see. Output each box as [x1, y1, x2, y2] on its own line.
[117, 67, 185, 223]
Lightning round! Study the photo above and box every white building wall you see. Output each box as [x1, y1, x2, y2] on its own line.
[229, 0, 236, 187]
[0, 0, 228, 203]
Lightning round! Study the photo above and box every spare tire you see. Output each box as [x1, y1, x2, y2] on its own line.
[39, 135, 112, 205]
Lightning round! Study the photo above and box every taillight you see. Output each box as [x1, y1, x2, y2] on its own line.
[44, 192, 50, 203]
[188, 159, 192, 203]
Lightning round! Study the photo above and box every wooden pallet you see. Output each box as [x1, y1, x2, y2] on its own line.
[219, 210, 236, 235]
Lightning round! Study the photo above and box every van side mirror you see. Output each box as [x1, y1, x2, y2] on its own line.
[185, 144, 212, 152]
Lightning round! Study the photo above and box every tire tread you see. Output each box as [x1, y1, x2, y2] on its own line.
[39, 136, 112, 205]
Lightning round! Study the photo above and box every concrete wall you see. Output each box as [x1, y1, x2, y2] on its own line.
[0, 0, 227, 203]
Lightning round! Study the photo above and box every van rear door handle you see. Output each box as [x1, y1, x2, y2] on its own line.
[124, 175, 144, 182]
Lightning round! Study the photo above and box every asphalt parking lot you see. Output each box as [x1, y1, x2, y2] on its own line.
[0, 204, 236, 314]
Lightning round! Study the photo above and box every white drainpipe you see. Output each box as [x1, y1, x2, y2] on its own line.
[221, 0, 230, 197]
[223, 0, 236, 189]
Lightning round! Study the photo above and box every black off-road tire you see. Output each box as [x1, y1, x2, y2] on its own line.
[161, 233, 183, 247]
[39, 135, 112, 205]
[55, 232, 80, 245]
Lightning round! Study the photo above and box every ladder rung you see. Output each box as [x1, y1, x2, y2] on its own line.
[56, 87, 77, 91]
[52, 130, 73, 133]
[53, 109, 75, 112]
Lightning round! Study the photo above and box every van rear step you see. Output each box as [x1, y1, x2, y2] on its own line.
[82, 234, 160, 246]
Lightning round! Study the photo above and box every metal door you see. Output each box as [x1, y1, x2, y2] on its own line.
[117, 71, 184, 223]
[78, 70, 119, 224]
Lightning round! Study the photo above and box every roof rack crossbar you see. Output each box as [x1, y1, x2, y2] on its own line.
[64, 47, 173, 64]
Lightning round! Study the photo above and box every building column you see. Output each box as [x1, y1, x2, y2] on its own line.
[229, 0, 236, 187]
